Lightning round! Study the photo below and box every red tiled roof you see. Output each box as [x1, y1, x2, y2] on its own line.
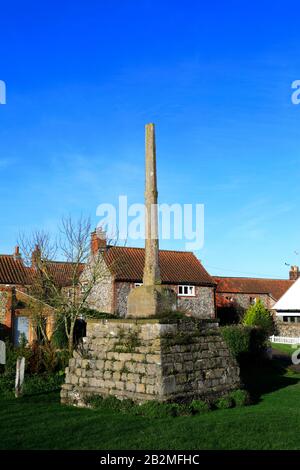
[213, 276, 293, 301]
[42, 261, 85, 287]
[0, 255, 32, 285]
[0, 254, 84, 288]
[103, 246, 215, 285]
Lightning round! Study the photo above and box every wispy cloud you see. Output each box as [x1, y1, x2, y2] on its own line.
[227, 199, 294, 241]
[0, 158, 16, 169]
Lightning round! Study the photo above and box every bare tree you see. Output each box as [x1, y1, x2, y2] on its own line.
[18, 216, 118, 353]
[18, 230, 58, 267]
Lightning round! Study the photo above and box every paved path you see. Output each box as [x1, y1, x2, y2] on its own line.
[272, 347, 300, 373]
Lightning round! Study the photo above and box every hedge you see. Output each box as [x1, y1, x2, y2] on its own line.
[220, 325, 268, 363]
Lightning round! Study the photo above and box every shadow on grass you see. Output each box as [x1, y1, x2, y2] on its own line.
[2, 390, 61, 404]
[240, 354, 300, 404]
[22, 389, 61, 400]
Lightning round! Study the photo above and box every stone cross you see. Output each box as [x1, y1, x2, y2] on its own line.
[127, 123, 177, 318]
[15, 356, 25, 398]
[143, 123, 161, 286]
[0, 340, 5, 365]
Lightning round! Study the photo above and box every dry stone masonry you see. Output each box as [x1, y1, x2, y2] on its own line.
[61, 318, 240, 406]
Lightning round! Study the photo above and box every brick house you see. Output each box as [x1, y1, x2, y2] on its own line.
[85, 233, 217, 318]
[0, 247, 82, 345]
[0, 237, 217, 343]
[0, 249, 32, 342]
[213, 274, 295, 324]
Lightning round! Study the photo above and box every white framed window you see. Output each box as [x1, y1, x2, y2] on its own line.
[134, 283, 143, 288]
[178, 285, 195, 297]
[81, 282, 88, 294]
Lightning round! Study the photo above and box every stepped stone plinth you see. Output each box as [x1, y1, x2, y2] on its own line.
[61, 318, 240, 406]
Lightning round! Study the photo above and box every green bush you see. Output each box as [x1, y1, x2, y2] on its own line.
[215, 396, 234, 409]
[84, 395, 135, 413]
[82, 308, 119, 320]
[23, 373, 64, 395]
[229, 389, 251, 407]
[103, 396, 135, 413]
[0, 371, 64, 397]
[1, 340, 69, 378]
[138, 401, 182, 418]
[51, 318, 69, 349]
[0, 373, 15, 397]
[190, 399, 211, 414]
[4, 340, 34, 376]
[243, 299, 274, 335]
[157, 310, 186, 321]
[84, 395, 192, 418]
[220, 325, 252, 360]
[56, 349, 71, 371]
[84, 394, 104, 408]
[84, 393, 252, 418]
[249, 327, 268, 357]
[220, 325, 267, 363]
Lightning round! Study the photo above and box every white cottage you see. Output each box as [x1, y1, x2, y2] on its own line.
[272, 277, 300, 339]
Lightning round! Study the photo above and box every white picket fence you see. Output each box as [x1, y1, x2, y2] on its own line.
[270, 335, 300, 345]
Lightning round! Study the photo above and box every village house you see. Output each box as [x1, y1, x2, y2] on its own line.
[213, 271, 296, 325]
[2, 230, 299, 343]
[85, 231, 217, 318]
[0, 248, 32, 343]
[0, 247, 82, 345]
[0, 234, 217, 344]
[272, 274, 300, 337]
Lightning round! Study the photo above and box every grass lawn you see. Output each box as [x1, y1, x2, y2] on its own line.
[1, 353, 300, 450]
[272, 342, 300, 356]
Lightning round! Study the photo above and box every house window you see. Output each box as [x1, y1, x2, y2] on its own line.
[81, 282, 88, 294]
[134, 283, 143, 288]
[283, 316, 299, 323]
[249, 297, 257, 305]
[178, 285, 195, 297]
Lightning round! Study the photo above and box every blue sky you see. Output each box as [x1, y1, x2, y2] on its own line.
[0, 0, 300, 278]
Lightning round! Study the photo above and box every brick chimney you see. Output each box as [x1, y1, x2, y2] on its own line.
[31, 244, 41, 267]
[289, 265, 300, 280]
[91, 229, 107, 255]
[13, 246, 21, 260]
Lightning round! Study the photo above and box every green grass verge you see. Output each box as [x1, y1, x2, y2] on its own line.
[0, 358, 300, 450]
[271, 342, 300, 356]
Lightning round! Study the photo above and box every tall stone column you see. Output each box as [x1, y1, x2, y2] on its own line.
[143, 123, 161, 286]
[127, 124, 176, 318]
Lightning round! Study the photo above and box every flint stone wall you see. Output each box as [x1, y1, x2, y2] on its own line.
[115, 282, 215, 319]
[61, 318, 240, 406]
[275, 319, 300, 337]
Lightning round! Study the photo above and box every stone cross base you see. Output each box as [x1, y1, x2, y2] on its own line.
[61, 318, 240, 406]
[126, 285, 177, 318]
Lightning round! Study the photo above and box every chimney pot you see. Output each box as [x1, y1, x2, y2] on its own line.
[91, 228, 107, 254]
[32, 245, 41, 266]
[289, 265, 300, 280]
[13, 246, 21, 260]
